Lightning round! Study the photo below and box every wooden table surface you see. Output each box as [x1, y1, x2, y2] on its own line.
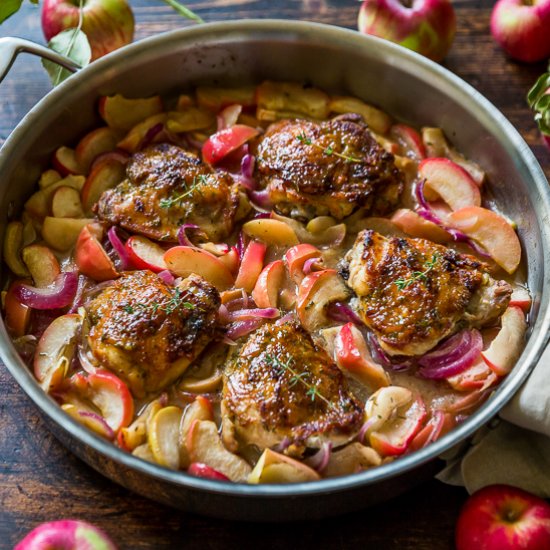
[1, 1, 549, 548]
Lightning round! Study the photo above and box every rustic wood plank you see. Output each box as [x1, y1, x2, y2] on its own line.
[0, 0, 548, 548]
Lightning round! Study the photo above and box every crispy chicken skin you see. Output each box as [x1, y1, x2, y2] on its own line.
[343, 230, 512, 356]
[86, 270, 220, 397]
[252, 114, 403, 220]
[222, 319, 364, 456]
[96, 143, 246, 242]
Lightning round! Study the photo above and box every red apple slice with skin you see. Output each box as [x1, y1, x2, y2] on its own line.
[86, 369, 134, 432]
[284, 243, 322, 283]
[419, 158, 481, 210]
[481, 306, 527, 376]
[34, 313, 81, 393]
[234, 240, 267, 293]
[186, 419, 251, 482]
[446, 206, 521, 274]
[409, 410, 455, 451]
[369, 397, 427, 457]
[51, 186, 85, 218]
[179, 395, 214, 468]
[364, 386, 413, 434]
[148, 405, 184, 469]
[391, 208, 451, 243]
[125, 235, 167, 272]
[248, 448, 320, 484]
[202, 124, 260, 165]
[62, 403, 115, 440]
[447, 358, 497, 391]
[3, 221, 30, 277]
[52, 146, 82, 176]
[188, 462, 230, 481]
[334, 323, 391, 389]
[81, 156, 126, 214]
[75, 126, 119, 173]
[4, 280, 32, 337]
[390, 123, 426, 159]
[509, 286, 531, 312]
[217, 246, 240, 275]
[252, 260, 285, 308]
[98, 94, 164, 131]
[21, 244, 61, 287]
[75, 223, 119, 281]
[296, 269, 350, 331]
[164, 246, 234, 290]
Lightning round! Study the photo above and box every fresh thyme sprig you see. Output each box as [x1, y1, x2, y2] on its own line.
[265, 354, 335, 410]
[122, 288, 195, 315]
[394, 253, 440, 290]
[296, 132, 363, 163]
[160, 175, 207, 209]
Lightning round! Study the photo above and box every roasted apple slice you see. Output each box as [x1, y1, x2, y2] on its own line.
[99, 94, 164, 131]
[390, 124, 426, 159]
[447, 358, 497, 391]
[3, 221, 30, 277]
[165, 108, 215, 134]
[323, 442, 382, 478]
[234, 240, 267, 293]
[186, 420, 251, 482]
[334, 323, 391, 389]
[39, 169, 62, 189]
[196, 85, 256, 111]
[81, 156, 126, 214]
[252, 260, 285, 308]
[509, 286, 531, 312]
[296, 269, 349, 331]
[4, 280, 32, 337]
[75, 224, 118, 281]
[62, 403, 115, 440]
[164, 246, 234, 290]
[446, 206, 521, 274]
[51, 186, 85, 219]
[202, 124, 259, 165]
[21, 244, 61, 287]
[125, 236, 167, 272]
[481, 306, 527, 376]
[179, 396, 214, 468]
[408, 410, 455, 451]
[284, 243, 322, 283]
[75, 126, 119, 173]
[391, 208, 451, 244]
[118, 399, 164, 452]
[328, 95, 391, 134]
[242, 219, 298, 246]
[52, 146, 82, 176]
[248, 449, 320, 484]
[419, 158, 481, 210]
[34, 313, 81, 393]
[187, 462, 230, 481]
[117, 113, 168, 153]
[148, 405, 184, 469]
[42, 217, 95, 252]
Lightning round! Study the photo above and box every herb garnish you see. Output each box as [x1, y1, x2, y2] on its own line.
[265, 354, 335, 410]
[296, 132, 363, 163]
[159, 175, 207, 209]
[394, 253, 440, 290]
[122, 288, 195, 315]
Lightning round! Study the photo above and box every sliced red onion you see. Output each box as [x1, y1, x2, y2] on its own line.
[14, 272, 79, 310]
[418, 329, 483, 380]
[241, 153, 255, 180]
[367, 333, 392, 368]
[157, 270, 176, 286]
[248, 189, 273, 211]
[218, 304, 230, 324]
[140, 122, 164, 150]
[253, 212, 271, 220]
[303, 257, 324, 275]
[107, 226, 132, 270]
[227, 308, 280, 322]
[224, 295, 254, 312]
[276, 312, 296, 325]
[305, 441, 333, 473]
[81, 280, 116, 305]
[177, 224, 205, 247]
[77, 410, 115, 440]
[78, 345, 98, 375]
[357, 417, 377, 444]
[425, 411, 446, 446]
[272, 437, 291, 453]
[226, 318, 265, 340]
[68, 275, 92, 313]
[326, 302, 364, 326]
[236, 231, 246, 260]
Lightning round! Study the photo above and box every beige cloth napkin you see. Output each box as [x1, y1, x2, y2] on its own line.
[437, 345, 550, 497]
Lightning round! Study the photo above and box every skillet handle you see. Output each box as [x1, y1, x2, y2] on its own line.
[0, 36, 81, 84]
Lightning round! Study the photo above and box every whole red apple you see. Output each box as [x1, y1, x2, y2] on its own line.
[15, 519, 117, 550]
[357, 0, 456, 62]
[455, 484, 550, 550]
[491, 0, 550, 63]
[42, 0, 134, 61]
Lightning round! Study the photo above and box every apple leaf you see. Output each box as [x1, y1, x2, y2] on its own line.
[0, 0, 23, 24]
[160, 0, 204, 23]
[527, 65, 550, 137]
[42, 28, 91, 87]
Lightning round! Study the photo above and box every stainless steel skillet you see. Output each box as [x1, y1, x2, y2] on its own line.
[0, 20, 549, 521]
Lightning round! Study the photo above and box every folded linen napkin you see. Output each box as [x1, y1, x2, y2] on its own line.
[437, 344, 550, 497]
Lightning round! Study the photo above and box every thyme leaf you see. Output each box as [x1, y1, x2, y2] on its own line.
[394, 253, 440, 290]
[296, 132, 363, 163]
[121, 288, 195, 315]
[160, 175, 207, 209]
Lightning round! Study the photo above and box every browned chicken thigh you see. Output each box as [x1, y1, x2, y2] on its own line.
[96, 143, 246, 242]
[222, 319, 364, 457]
[252, 114, 403, 220]
[343, 230, 512, 356]
[86, 270, 220, 397]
